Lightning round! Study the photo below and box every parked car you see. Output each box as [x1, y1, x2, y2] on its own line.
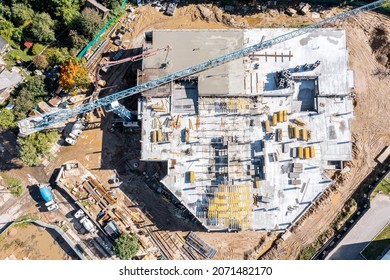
[119, 26, 126, 34]
[65, 136, 76, 145]
[45, 200, 55, 207]
[47, 203, 59, 212]
[74, 209, 85, 219]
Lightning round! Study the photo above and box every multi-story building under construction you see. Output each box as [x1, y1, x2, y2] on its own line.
[137, 29, 354, 231]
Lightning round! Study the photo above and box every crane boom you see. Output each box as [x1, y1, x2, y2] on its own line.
[17, 0, 387, 136]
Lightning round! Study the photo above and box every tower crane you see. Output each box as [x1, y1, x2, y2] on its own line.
[17, 0, 387, 136]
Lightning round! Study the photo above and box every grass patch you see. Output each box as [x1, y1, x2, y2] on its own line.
[298, 229, 333, 259]
[331, 198, 357, 231]
[361, 223, 390, 260]
[299, 245, 317, 260]
[0, 174, 25, 197]
[15, 215, 37, 223]
[80, 200, 90, 208]
[4, 49, 32, 68]
[14, 215, 37, 227]
[370, 174, 390, 200]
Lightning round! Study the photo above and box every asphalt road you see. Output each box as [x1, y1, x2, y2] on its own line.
[326, 194, 390, 260]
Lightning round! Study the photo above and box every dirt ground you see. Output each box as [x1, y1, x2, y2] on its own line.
[0, 223, 76, 260]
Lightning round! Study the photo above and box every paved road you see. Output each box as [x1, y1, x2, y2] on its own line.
[326, 194, 390, 260]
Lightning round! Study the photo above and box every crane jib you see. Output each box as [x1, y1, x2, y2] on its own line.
[17, 0, 387, 135]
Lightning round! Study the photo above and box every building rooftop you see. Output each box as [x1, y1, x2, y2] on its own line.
[138, 29, 353, 231]
[86, 0, 110, 13]
[142, 30, 244, 96]
[0, 36, 8, 51]
[0, 67, 23, 91]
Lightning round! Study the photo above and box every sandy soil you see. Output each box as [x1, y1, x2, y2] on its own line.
[0, 224, 76, 260]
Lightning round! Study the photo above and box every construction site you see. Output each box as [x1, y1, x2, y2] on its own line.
[138, 28, 353, 231]
[3, 1, 390, 260]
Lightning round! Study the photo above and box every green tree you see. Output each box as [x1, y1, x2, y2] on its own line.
[0, 3, 12, 19]
[113, 233, 139, 260]
[0, 18, 13, 31]
[13, 88, 35, 120]
[30, 13, 56, 42]
[74, 8, 103, 40]
[69, 29, 88, 49]
[11, 3, 34, 26]
[103, 0, 120, 9]
[32, 54, 49, 70]
[18, 131, 59, 166]
[52, 0, 81, 26]
[11, 26, 23, 42]
[45, 47, 69, 66]
[19, 138, 39, 166]
[0, 109, 16, 129]
[13, 75, 47, 119]
[0, 18, 14, 40]
[32, 43, 45, 55]
[24, 75, 47, 98]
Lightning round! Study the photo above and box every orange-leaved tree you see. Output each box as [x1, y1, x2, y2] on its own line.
[58, 57, 90, 93]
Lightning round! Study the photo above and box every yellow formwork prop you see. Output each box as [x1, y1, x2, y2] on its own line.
[207, 184, 252, 230]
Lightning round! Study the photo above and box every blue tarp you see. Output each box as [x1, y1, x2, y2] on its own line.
[39, 185, 53, 202]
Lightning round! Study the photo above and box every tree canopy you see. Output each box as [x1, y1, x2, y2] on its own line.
[11, 3, 34, 26]
[45, 47, 70, 66]
[0, 109, 16, 130]
[58, 57, 90, 92]
[32, 54, 49, 70]
[30, 12, 56, 42]
[113, 233, 139, 260]
[73, 8, 103, 40]
[13, 88, 36, 120]
[13, 75, 47, 119]
[18, 131, 59, 166]
[52, 0, 81, 26]
[0, 3, 11, 19]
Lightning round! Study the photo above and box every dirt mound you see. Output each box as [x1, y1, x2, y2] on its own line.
[195, 4, 248, 28]
[370, 27, 390, 68]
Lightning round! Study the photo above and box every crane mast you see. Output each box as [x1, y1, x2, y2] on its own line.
[17, 0, 387, 136]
